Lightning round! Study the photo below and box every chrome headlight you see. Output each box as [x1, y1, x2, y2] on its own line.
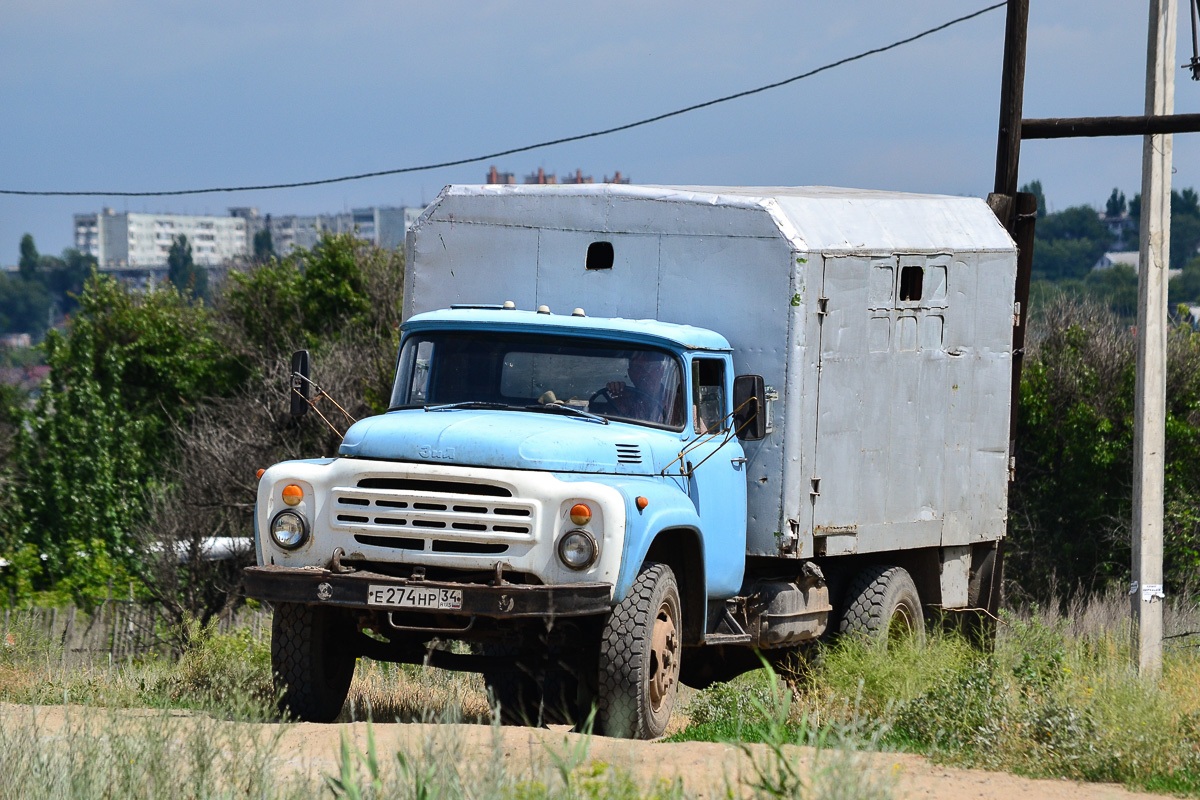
[270, 510, 309, 550]
[557, 530, 597, 570]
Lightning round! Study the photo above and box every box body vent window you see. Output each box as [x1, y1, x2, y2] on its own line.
[899, 266, 923, 302]
[586, 241, 614, 270]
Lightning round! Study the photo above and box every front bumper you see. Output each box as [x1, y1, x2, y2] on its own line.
[243, 565, 612, 618]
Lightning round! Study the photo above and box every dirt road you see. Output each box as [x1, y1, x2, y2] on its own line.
[2, 703, 1174, 799]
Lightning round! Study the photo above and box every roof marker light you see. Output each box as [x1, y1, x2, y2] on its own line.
[572, 308, 586, 317]
[537, 305, 551, 314]
[503, 300, 516, 309]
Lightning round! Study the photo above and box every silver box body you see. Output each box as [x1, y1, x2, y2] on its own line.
[405, 184, 1018, 559]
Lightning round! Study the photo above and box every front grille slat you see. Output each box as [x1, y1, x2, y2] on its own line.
[331, 476, 536, 550]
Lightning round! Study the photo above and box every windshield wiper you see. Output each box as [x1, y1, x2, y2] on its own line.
[424, 401, 514, 412]
[524, 403, 609, 424]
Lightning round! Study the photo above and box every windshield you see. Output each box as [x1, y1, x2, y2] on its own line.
[390, 331, 685, 429]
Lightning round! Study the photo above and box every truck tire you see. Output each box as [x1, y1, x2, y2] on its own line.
[964, 546, 1001, 649]
[272, 602, 356, 723]
[597, 562, 682, 739]
[837, 565, 925, 644]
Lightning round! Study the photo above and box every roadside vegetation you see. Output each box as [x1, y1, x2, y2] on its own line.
[0, 612, 894, 799]
[674, 592, 1200, 796]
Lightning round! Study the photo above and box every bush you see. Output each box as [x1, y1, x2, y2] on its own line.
[1010, 294, 1200, 595]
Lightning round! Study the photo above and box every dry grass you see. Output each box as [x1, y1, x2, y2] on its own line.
[343, 659, 491, 724]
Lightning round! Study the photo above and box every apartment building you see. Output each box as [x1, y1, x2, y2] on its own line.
[230, 206, 422, 256]
[74, 209, 247, 268]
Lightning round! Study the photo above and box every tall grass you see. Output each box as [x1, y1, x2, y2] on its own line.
[676, 591, 1200, 795]
[0, 612, 897, 799]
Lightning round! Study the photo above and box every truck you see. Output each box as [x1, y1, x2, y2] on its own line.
[244, 183, 1017, 739]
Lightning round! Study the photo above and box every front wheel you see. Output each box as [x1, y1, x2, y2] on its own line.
[272, 602, 356, 722]
[597, 562, 682, 739]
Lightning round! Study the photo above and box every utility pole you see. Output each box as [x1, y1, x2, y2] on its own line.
[996, 0, 1200, 676]
[1132, 0, 1176, 679]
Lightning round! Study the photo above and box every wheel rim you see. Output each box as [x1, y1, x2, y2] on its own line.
[887, 602, 918, 642]
[648, 598, 680, 712]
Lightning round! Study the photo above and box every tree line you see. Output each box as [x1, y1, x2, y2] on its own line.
[0, 233, 403, 638]
[0, 230, 1197, 623]
[1023, 180, 1200, 320]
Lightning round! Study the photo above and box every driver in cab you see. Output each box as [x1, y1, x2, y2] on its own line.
[605, 351, 682, 427]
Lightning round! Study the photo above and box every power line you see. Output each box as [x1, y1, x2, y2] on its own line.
[1, 2, 1005, 198]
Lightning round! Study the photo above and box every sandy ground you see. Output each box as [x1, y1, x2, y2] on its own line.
[2, 702, 1178, 799]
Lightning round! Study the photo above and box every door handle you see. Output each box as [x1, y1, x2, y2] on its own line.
[731, 457, 748, 466]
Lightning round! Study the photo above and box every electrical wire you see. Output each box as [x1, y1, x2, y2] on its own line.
[0, 2, 1005, 198]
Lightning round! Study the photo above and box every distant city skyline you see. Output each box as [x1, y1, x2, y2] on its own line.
[3, 2, 1199, 264]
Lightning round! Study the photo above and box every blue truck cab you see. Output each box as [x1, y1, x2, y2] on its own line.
[245, 183, 1019, 739]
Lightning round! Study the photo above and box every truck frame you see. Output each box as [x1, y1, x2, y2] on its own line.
[244, 184, 1017, 738]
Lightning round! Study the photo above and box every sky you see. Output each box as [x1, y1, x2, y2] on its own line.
[2, 0, 1197, 264]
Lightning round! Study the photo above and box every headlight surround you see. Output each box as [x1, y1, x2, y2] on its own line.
[270, 510, 309, 550]
[557, 529, 597, 570]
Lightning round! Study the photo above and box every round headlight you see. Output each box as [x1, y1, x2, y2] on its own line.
[270, 510, 309, 550]
[557, 530, 597, 570]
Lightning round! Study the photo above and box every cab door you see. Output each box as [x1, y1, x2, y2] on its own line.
[683, 355, 746, 598]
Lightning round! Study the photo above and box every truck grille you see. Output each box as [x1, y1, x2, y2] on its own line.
[330, 476, 536, 554]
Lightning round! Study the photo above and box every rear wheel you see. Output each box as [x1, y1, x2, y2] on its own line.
[838, 565, 925, 645]
[964, 546, 1001, 649]
[597, 562, 682, 739]
[272, 602, 356, 722]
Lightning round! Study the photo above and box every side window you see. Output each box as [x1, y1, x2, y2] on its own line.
[410, 340, 433, 403]
[692, 358, 726, 434]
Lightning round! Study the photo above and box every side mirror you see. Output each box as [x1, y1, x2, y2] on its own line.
[289, 350, 311, 417]
[733, 374, 766, 441]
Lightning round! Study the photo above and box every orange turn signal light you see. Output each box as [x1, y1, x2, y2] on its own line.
[282, 484, 304, 506]
[256, 468, 266, 480]
[636, 496, 649, 511]
[569, 503, 592, 525]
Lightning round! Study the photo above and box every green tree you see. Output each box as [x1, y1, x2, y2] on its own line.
[1084, 264, 1138, 318]
[1105, 188, 1126, 217]
[3, 274, 243, 605]
[0, 271, 50, 335]
[224, 232, 372, 355]
[1010, 295, 1200, 595]
[1020, 180, 1047, 218]
[1031, 206, 1114, 281]
[1170, 257, 1200, 306]
[167, 234, 208, 302]
[1125, 188, 1200, 270]
[253, 227, 275, 262]
[43, 249, 95, 315]
[18, 234, 39, 283]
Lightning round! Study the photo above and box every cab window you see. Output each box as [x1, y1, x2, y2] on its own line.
[692, 358, 726, 434]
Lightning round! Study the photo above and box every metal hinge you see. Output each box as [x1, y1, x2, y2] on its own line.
[817, 297, 829, 316]
[1013, 301, 1022, 327]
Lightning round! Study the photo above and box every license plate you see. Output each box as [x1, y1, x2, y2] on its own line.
[366, 584, 463, 610]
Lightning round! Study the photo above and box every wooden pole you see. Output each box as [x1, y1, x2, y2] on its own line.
[994, 0, 1030, 197]
[1022, 112, 1200, 138]
[1133, 0, 1176, 679]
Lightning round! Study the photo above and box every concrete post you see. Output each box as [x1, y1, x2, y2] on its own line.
[1133, 0, 1175, 679]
